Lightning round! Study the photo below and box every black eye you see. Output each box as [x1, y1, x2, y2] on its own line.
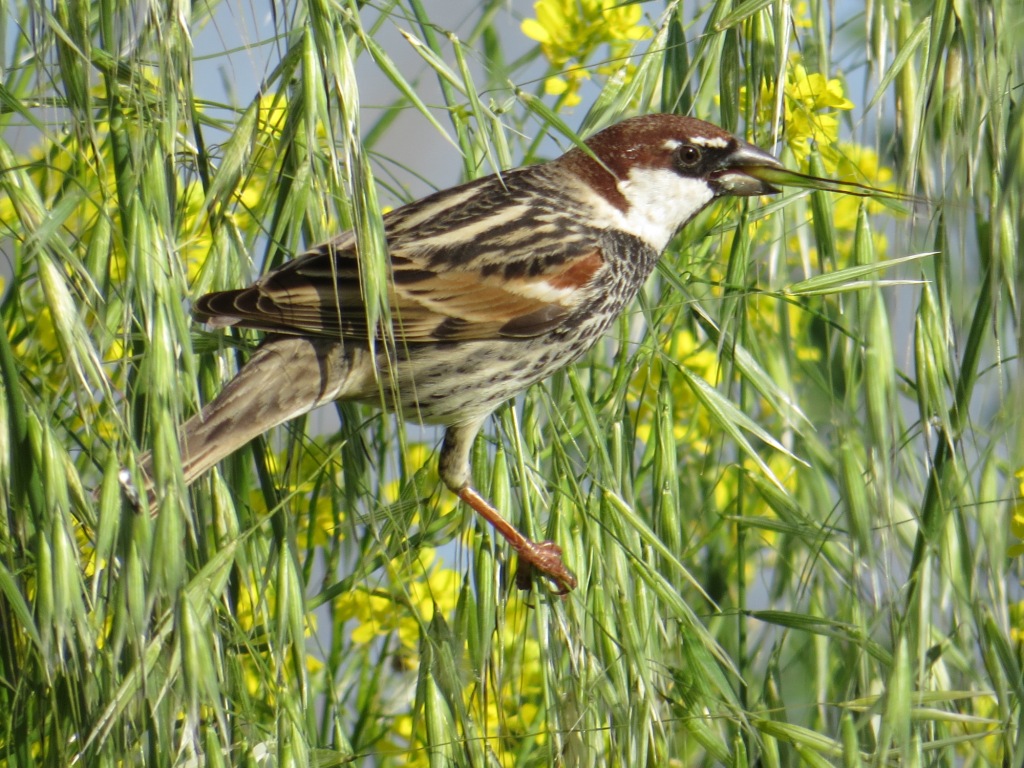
[675, 144, 702, 168]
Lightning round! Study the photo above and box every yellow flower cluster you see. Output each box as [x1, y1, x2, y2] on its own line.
[381, 441, 458, 514]
[952, 693, 1007, 765]
[780, 60, 854, 166]
[832, 142, 895, 224]
[1008, 467, 1024, 558]
[521, 0, 651, 106]
[1005, 463, 1023, 740]
[248, 440, 349, 550]
[630, 325, 720, 450]
[384, 594, 549, 768]
[0, 92, 299, 458]
[745, 55, 854, 170]
[333, 548, 460, 649]
[471, 624, 548, 768]
[0, 132, 122, 403]
[183, 95, 296, 284]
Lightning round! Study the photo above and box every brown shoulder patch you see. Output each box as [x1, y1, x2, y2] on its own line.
[547, 250, 604, 290]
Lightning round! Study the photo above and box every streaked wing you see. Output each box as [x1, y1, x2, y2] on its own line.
[195, 167, 607, 343]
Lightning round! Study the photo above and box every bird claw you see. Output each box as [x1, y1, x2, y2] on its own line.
[515, 539, 577, 595]
[453, 484, 578, 595]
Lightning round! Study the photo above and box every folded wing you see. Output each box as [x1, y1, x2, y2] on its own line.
[194, 171, 607, 343]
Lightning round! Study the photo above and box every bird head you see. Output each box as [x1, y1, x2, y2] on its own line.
[561, 114, 783, 252]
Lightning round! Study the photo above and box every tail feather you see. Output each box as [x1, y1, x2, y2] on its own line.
[141, 335, 377, 489]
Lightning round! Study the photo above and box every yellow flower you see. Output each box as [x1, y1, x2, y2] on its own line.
[177, 179, 215, 283]
[522, 0, 651, 106]
[780, 61, 853, 167]
[952, 693, 1005, 764]
[522, 0, 649, 65]
[1009, 503, 1024, 557]
[383, 442, 436, 503]
[630, 327, 720, 448]
[792, 1, 813, 28]
[788, 61, 854, 112]
[829, 142, 897, 250]
[338, 589, 400, 644]
[334, 548, 461, 651]
[1010, 598, 1024, 643]
[374, 590, 553, 767]
[744, 55, 855, 170]
[713, 454, 796, 521]
[542, 69, 590, 107]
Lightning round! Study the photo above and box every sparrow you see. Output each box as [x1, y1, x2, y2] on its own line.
[143, 114, 783, 593]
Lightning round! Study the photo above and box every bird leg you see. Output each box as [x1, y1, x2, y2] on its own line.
[455, 485, 577, 594]
[440, 423, 577, 594]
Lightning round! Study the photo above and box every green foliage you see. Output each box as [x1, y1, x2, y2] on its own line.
[1, 0, 1021, 765]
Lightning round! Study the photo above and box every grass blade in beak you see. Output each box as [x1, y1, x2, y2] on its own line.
[742, 165, 926, 213]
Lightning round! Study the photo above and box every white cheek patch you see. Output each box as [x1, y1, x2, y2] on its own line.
[612, 168, 715, 252]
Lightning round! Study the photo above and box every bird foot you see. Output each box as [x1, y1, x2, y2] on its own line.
[514, 539, 577, 594]
[454, 483, 578, 594]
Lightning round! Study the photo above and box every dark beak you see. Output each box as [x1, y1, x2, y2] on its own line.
[711, 140, 784, 196]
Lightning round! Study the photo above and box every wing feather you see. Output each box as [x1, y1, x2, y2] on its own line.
[193, 168, 607, 342]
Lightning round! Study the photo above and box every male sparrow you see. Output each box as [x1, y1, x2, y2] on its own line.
[144, 114, 783, 593]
